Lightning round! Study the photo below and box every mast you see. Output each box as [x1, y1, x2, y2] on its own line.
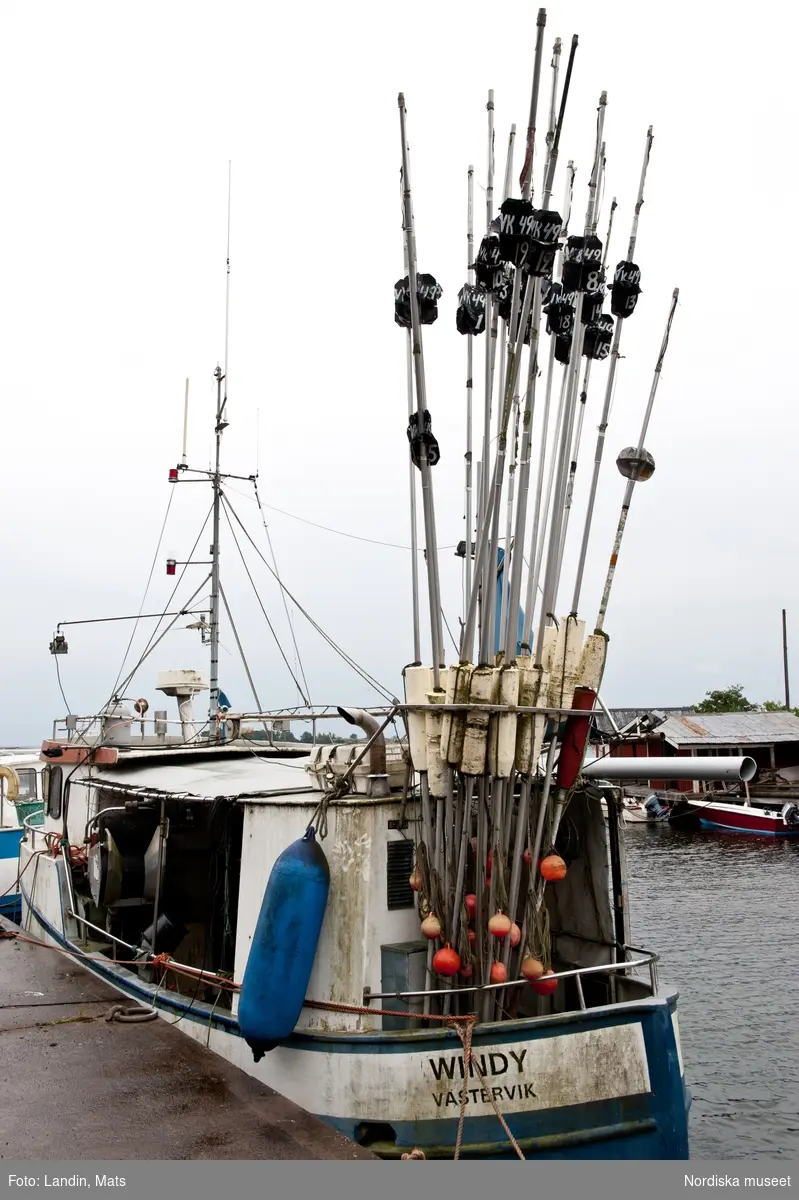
[209, 363, 227, 721]
[208, 163, 232, 723]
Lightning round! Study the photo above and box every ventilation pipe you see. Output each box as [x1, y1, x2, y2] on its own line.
[337, 707, 389, 797]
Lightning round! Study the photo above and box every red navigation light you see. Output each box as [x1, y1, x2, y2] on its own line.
[166, 559, 176, 576]
[168, 468, 179, 482]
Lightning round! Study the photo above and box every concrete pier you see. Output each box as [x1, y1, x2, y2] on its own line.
[0, 919, 374, 1160]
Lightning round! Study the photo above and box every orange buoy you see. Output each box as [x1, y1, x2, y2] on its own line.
[487, 912, 512, 939]
[540, 854, 567, 882]
[521, 956, 545, 981]
[420, 914, 441, 940]
[489, 961, 508, 984]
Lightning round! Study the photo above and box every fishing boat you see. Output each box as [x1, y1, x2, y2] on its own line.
[14, 11, 734, 1160]
[0, 753, 45, 920]
[668, 794, 799, 836]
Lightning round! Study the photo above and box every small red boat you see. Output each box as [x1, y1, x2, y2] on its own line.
[681, 796, 799, 836]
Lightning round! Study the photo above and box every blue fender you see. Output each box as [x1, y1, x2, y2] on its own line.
[238, 826, 330, 1061]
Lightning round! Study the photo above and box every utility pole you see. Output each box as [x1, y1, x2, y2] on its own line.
[782, 608, 790, 709]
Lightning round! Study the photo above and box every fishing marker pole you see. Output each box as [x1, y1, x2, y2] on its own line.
[520, 161, 576, 653]
[398, 95, 446, 685]
[553, 190, 616, 589]
[463, 165, 476, 622]
[570, 125, 654, 616]
[400, 188, 422, 663]
[595, 287, 680, 633]
[534, 92, 607, 664]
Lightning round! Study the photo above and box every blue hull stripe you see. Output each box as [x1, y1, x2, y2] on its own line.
[0, 829, 23, 859]
[699, 818, 799, 836]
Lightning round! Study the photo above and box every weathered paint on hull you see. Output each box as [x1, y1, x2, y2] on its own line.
[20, 859, 690, 1161]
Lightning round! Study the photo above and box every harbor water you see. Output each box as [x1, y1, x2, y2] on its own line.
[625, 823, 799, 1160]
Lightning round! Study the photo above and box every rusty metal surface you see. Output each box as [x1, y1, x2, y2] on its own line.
[656, 711, 799, 747]
[0, 926, 374, 1160]
[593, 709, 799, 748]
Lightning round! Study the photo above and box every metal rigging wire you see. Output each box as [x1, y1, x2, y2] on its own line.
[220, 493, 396, 703]
[251, 479, 312, 707]
[108, 573, 213, 710]
[111, 487, 176, 697]
[109, 503, 214, 704]
[218, 581, 271, 741]
[220, 501, 311, 706]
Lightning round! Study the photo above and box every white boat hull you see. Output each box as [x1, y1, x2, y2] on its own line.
[17, 842, 690, 1159]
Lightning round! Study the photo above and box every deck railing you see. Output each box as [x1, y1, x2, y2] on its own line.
[363, 949, 659, 1013]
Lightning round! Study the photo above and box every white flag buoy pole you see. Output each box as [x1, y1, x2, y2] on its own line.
[595, 287, 679, 632]
[571, 126, 655, 616]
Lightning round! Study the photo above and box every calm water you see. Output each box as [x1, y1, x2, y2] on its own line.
[624, 823, 799, 1159]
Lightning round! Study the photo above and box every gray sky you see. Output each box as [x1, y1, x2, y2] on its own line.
[2, 0, 796, 745]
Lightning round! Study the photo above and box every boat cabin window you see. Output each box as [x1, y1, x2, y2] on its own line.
[16, 769, 38, 801]
[43, 765, 63, 820]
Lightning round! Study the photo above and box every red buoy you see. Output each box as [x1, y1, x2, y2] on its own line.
[432, 945, 461, 977]
[531, 969, 558, 995]
[489, 961, 508, 984]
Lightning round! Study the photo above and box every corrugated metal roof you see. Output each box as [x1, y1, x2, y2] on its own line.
[656, 711, 799, 746]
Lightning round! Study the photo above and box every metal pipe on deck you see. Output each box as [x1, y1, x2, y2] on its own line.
[583, 756, 757, 782]
[336, 707, 389, 795]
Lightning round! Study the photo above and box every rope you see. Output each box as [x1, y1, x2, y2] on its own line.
[454, 1019, 472, 1159]
[0, 849, 48, 898]
[451, 1021, 525, 1160]
[105, 1003, 158, 1023]
[6, 929, 524, 1157]
[306, 778, 347, 841]
[302, 999, 524, 1160]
